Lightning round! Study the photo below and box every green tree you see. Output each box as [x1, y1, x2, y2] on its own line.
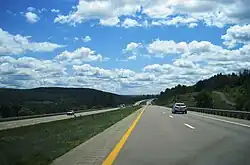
[12, 105, 21, 116]
[195, 91, 213, 108]
[236, 93, 250, 111]
[0, 105, 14, 118]
[243, 100, 250, 111]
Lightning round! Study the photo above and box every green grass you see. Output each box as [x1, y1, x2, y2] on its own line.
[211, 93, 235, 110]
[223, 86, 242, 101]
[223, 92, 235, 103]
[0, 106, 140, 165]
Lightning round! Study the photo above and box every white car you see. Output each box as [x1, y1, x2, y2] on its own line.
[120, 104, 125, 108]
[172, 103, 187, 114]
[66, 110, 75, 116]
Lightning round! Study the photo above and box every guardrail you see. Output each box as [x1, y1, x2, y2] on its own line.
[188, 107, 250, 120]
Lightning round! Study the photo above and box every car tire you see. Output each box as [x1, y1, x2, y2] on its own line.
[184, 111, 187, 114]
[172, 111, 175, 114]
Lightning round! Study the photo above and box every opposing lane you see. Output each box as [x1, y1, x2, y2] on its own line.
[0, 108, 119, 131]
[0, 99, 152, 131]
[113, 105, 250, 165]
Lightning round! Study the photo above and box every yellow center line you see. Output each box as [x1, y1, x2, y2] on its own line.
[102, 107, 146, 165]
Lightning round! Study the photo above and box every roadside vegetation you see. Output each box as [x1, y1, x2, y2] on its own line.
[0, 106, 140, 165]
[0, 87, 153, 118]
[156, 69, 250, 111]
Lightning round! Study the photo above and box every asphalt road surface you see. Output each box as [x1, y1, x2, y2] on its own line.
[0, 108, 119, 131]
[112, 105, 250, 165]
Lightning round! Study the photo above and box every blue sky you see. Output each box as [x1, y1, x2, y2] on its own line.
[1, 0, 250, 94]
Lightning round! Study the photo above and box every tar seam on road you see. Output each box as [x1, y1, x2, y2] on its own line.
[190, 113, 250, 128]
[184, 123, 195, 129]
[102, 107, 145, 165]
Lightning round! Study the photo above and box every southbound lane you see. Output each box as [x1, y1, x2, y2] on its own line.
[0, 108, 119, 131]
[113, 105, 250, 165]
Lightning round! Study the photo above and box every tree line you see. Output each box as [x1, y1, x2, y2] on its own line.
[0, 87, 153, 118]
[157, 69, 250, 111]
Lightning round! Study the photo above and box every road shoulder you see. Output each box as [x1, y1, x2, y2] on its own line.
[51, 108, 142, 165]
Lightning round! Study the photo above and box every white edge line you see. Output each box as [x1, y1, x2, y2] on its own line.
[169, 115, 174, 118]
[184, 123, 195, 129]
[190, 113, 250, 128]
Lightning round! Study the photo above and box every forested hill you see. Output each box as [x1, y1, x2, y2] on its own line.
[156, 70, 250, 111]
[0, 87, 147, 118]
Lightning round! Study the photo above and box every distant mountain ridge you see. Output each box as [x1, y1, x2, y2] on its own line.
[0, 87, 145, 118]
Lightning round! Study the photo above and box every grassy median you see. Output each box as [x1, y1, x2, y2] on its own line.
[0, 106, 140, 165]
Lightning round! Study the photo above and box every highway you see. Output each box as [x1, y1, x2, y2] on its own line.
[0, 99, 149, 131]
[52, 105, 250, 165]
[0, 107, 119, 131]
[111, 106, 250, 165]
[111, 105, 250, 165]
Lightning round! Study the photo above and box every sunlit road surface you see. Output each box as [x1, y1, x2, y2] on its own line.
[0, 108, 119, 131]
[111, 105, 250, 165]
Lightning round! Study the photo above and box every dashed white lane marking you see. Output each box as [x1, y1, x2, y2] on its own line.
[162, 112, 166, 114]
[169, 115, 174, 118]
[190, 113, 250, 128]
[184, 123, 195, 129]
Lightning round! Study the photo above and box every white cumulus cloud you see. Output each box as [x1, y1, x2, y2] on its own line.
[122, 42, 142, 61]
[173, 59, 197, 68]
[127, 55, 137, 60]
[54, 0, 141, 26]
[1, 39, 250, 94]
[55, 47, 105, 65]
[73, 64, 114, 78]
[0, 56, 67, 88]
[27, 7, 36, 12]
[82, 36, 91, 42]
[53, 0, 250, 28]
[121, 18, 141, 28]
[51, 9, 60, 13]
[0, 28, 65, 55]
[124, 42, 142, 52]
[100, 17, 120, 26]
[25, 12, 39, 23]
[222, 24, 250, 48]
[147, 40, 187, 55]
[151, 16, 198, 28]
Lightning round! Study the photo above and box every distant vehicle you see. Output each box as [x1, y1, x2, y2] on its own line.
[172, 103, 187, 114]
[66, 110, 75, 116]
[119, 104, 125, 108]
